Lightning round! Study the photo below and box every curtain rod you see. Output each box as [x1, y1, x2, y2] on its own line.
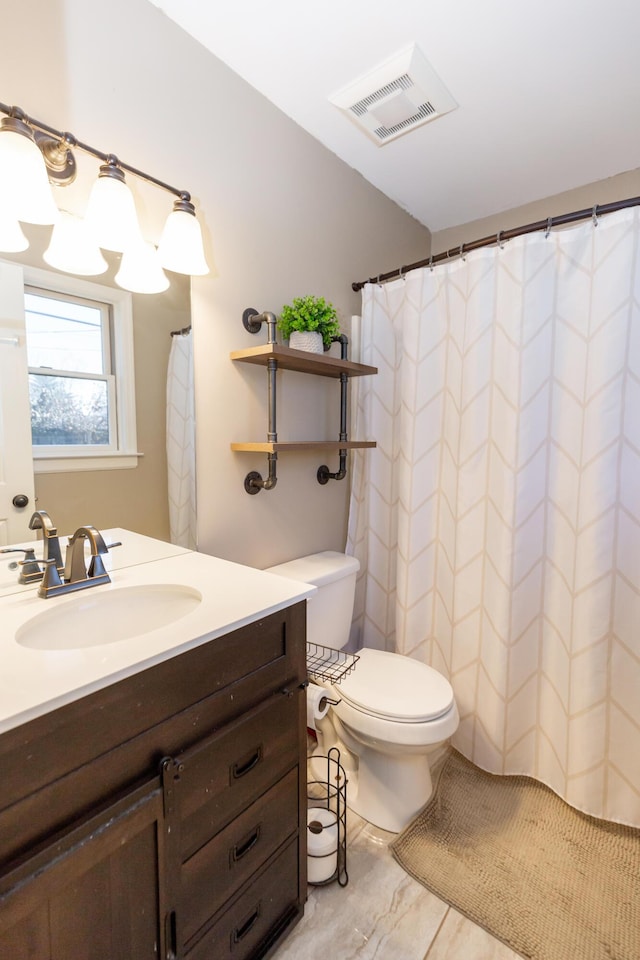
[351, 194, 640, 292]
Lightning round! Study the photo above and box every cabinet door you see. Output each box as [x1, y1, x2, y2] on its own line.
[0, 779, 165, 960]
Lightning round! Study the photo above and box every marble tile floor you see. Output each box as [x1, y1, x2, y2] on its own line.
[272, 810, 522, 960]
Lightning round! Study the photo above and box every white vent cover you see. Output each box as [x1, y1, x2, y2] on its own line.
[329, 44, 457, 146]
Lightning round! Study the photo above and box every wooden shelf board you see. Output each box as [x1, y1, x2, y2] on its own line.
[231, 440, 377, 453]
[230, 344, 377, 378]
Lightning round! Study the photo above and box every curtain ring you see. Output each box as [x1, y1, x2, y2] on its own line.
[459, 243, 466, 262]
[496, 230, 505, 249]
[398, 265, 404, 280]
[545, 217, 553, 239]
[428, 256, 434, 271]
[592, 205, 599, 227]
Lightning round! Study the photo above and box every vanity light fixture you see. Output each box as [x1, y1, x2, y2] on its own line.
[0, 212, 28, 253]
[0, 101, 210, 291]
[0, 112, 60, 224]
[115, 238, 170, 295]
[43, 210, 108, 277]
[158, 197, 210, 276]
[84, 157, 145, 254]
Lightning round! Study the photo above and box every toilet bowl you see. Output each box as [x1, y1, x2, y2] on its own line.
[315, 648, 459, 831]
[265, 551, 459, 833]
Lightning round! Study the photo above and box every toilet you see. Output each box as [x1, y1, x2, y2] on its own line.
[266, 551, 459, 833]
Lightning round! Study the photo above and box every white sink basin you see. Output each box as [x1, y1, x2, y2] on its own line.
[16, 583, 202, 650]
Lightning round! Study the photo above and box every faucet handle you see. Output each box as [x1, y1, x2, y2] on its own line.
[87, 541, 121, 579]
[2, 546, 43, 583]
[34, 558, 64, 599]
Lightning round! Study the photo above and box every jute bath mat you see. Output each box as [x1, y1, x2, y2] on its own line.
[391, 750, 640, 960]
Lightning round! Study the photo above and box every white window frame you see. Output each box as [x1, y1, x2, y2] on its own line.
[23, 265, 140, 474]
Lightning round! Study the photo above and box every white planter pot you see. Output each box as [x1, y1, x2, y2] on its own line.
[289, 330, 324, 354]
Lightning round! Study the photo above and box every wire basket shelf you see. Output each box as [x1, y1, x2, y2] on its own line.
[306, 642, 359, 684]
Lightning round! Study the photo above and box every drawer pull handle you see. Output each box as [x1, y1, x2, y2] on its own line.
[164, 909, 177, 959]
[232, 746, 263, 779]
[233, 903, 261, 943]
[232, 825, 261, 862]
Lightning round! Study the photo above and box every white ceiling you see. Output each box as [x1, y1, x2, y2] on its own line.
[148, 0, 640, 233]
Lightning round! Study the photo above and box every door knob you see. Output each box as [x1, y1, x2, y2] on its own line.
[12, 494, 30, 508]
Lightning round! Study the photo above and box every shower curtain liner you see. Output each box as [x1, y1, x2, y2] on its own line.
[166, 327, 197, 549]
[347, 206, 640, 827]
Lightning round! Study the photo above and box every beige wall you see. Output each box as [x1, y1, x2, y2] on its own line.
[1, 0, 431, 567]
[431, 167, 640, 253]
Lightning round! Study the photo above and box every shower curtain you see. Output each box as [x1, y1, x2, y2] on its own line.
[347, 207, 640, 827]
[166, 329, 197, 549]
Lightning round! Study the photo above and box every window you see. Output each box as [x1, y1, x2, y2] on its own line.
[23, 267, 138, 473]
[26, 288, 113, 449]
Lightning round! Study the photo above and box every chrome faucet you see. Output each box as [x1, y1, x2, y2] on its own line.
[29, 510, 64, 573]
[36, 525, 120, 599]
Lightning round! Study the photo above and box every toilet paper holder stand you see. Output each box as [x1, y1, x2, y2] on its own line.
[307, 746, 348, 887]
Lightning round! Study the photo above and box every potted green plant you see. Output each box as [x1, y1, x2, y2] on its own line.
[277, 295, 341, 353]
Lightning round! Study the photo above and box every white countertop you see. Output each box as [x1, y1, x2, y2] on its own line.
[0, 530, 314, 734]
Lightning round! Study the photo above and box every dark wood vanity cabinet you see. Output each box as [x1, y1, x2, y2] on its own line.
[0, 601, 308, 960]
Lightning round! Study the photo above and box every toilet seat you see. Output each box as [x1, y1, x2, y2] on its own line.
[337, 648, 454, 722]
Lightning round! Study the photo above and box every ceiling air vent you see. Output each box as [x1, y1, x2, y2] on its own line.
[329, 45, 457, 146]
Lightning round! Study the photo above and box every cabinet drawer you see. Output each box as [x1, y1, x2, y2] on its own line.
[182, 767, 298, 943]
[179, 691, 301, 860]
[185, 839, 300, 960]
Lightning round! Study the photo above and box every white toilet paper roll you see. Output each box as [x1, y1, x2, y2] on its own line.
[307, 806, 338, 883]
[306, 683, 330, 731]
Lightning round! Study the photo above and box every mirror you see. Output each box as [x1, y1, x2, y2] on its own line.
[1, 223, 191, 553]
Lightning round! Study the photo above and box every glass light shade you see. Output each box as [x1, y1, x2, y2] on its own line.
[43, 211, 108, 276]
[0, 212, 28, 252]
[84, 166, 144, 253]
[158, 203, 209, 276]
[115, 240, 169, 294]
[0, 118, 59, 224]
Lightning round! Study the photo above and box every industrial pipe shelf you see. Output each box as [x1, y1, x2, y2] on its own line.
[231, 308, 377, 494]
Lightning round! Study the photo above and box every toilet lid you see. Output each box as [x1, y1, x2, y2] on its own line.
[338, 648, 454, 722]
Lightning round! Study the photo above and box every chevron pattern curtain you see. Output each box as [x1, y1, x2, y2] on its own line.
[347, 207, 640, 827]
[166, 329, 197, 549]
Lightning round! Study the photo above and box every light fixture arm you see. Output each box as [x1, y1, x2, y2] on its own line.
[0, 101, 190, 201]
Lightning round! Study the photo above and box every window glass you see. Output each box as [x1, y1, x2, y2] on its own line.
[24, 291, 107, 374]
[29, 373, 110, 446]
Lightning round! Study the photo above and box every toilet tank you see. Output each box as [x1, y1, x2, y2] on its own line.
[265, 551, 359, 651]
